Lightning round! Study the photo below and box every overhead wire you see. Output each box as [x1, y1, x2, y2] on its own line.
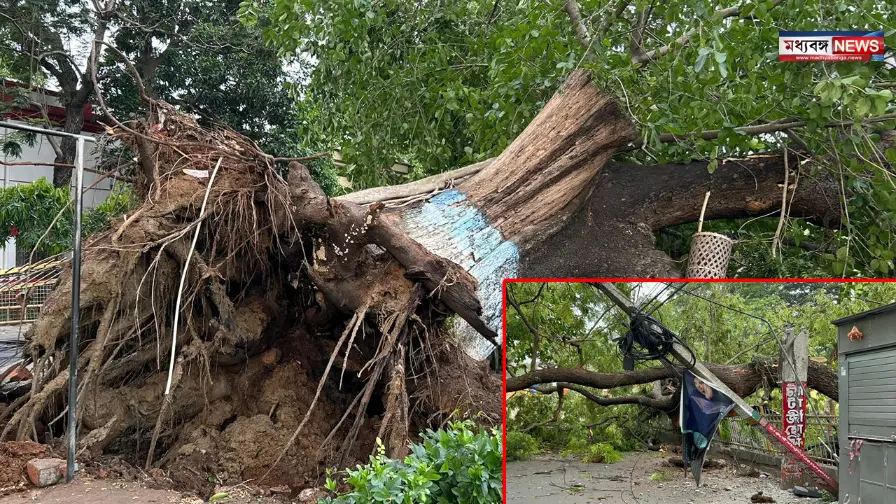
[675, 284, 839, 464]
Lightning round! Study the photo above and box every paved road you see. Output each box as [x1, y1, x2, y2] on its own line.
[507, 452, 824, 504]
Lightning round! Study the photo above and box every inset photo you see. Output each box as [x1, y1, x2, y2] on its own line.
[504, 281, 895, 504]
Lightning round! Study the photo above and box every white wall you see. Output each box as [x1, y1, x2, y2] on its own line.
[0, 121, 114, 268]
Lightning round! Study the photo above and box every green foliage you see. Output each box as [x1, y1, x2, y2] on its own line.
[83, 184, 138, 236]
[561, 436, 589, 456]
[321, 421, 502, 504]
[586, 443, 621, 464]
[0, 178, 72, 256]
[505, 431, 540, 462]
[563, 440, 621, 464]
[244, 0, 896, 276]
[0, 179, 136, 257]
[649, 471, 673, 482]
[241, 0, 571, 188]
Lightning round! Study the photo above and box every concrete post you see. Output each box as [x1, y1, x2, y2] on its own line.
[779, 326, 809, 489]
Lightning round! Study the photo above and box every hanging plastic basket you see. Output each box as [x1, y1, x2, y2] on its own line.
[686, 232, 734, 278]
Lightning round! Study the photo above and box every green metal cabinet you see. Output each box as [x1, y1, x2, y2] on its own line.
[834, 304, 896, 504]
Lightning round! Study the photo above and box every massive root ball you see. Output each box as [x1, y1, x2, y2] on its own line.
[1, 103, 500, 493]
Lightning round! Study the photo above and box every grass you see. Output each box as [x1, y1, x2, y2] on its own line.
[648, 471, 673, 482]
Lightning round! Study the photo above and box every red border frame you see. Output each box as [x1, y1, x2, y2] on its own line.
[500, 276, 892, 503]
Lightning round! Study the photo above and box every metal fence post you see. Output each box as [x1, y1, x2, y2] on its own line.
[66, 137, 85, 483]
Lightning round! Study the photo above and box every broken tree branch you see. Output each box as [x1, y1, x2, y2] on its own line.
[538, 381, 677, 411]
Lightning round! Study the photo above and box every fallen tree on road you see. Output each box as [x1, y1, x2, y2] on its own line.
[507, 357, 839, 405]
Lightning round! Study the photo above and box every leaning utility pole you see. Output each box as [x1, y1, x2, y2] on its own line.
[779, 326, 810, 489]
[594, 282, 838, 494]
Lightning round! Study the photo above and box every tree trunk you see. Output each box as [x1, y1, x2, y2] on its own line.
[521, 153, 841, 277]
[344, 153, 842, 279]
[52, 103, 87, 188]
[506, 359, 838, 402]
[394, 69, 636, 358]
[457, 69, 637, 245]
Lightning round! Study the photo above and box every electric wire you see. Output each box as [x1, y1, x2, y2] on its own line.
[675, 284, 840, 464]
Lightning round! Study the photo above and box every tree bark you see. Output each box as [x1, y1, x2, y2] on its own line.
[539, 381, 679, 410]
[344, 150, 843, 279]
[521, 153, 842, 277]
[458, 69, 637, 246]
[49, 12, 107, 188]
[52, 103, 87, 187]
[388, 69, 635, 358]
[506, 359, 838, 403]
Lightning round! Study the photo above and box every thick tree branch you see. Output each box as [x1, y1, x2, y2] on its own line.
[563, 0, 591, 50]
[597, 0, 631, 37]
[628, 3, 654, 62]
[521, 152, 842, 277]
[539, 381, 678, 410]
[506, 359, 838, 402]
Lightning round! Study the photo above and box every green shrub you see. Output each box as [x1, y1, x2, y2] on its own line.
[0, 178, 137, 257]
[599, 424, 641, 452]
[561, 436, 589, 457]
[562, 438, 622, 464]
[321, 421, 502, 504]
[648, 471, 673, 482]
[529, 425, 574, 450]
[506, 431, 540, 461]
[83, 184, 137, 236]
[583, 443, 622, 464]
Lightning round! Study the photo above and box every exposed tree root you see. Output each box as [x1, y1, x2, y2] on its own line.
[3, 102, 500, 492]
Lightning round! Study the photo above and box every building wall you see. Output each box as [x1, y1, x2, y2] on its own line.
[0, 121, 113, 269]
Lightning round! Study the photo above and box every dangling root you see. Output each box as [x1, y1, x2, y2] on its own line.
[379, 344, 409, 458]
[145, 355, 184, 469]
[261, 302, 370, 483]
[336, 285, 424, 464]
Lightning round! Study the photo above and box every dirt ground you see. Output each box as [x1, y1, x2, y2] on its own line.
[0, 477, 310, 504]
[507, 452, 830, 504]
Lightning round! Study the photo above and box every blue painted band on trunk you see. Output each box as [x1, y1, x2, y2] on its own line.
[401, 189, 517, 360]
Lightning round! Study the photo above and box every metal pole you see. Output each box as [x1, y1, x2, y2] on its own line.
[66, 138, 85, 483]
[594, 282, 839, 493]
[0, 120, 95, 142]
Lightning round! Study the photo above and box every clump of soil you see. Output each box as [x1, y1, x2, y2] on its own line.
[0, 441, 47, 494]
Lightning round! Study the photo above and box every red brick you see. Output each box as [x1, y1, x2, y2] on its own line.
[25, 458, 65, 488]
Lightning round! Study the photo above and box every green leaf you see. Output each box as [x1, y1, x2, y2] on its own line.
[836, 246, 848, 261]
[695, 48, 711, 73]
[209, 493, 230, 502]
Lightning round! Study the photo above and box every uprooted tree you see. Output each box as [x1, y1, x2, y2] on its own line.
[0, 91, 502, 492]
